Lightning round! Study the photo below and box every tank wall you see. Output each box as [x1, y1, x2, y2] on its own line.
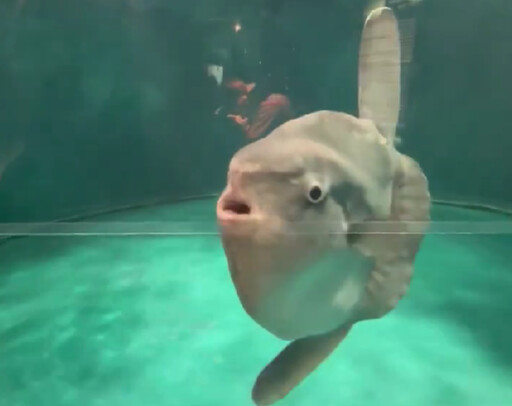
[0, 0, 510, 223]
[0, 1, 248, 222]
[400, 0, 512, 207]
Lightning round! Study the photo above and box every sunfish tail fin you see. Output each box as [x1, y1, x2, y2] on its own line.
[252, 325, 351, 406]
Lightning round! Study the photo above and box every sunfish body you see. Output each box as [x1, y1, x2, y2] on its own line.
[217, 111, 429, 403]
[216, 7, 430, 405]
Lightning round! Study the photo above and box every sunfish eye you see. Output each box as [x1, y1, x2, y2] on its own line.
[308, 185, 324, 203]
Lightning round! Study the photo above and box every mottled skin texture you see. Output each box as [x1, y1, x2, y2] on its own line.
[216, 7, 430, 406]
[217, 111, 430, 404]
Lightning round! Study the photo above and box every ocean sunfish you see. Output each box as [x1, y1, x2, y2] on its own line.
[216, 7, 430, 405]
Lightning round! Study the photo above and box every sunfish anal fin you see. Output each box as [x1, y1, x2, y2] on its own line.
[252, 325, 352, 406]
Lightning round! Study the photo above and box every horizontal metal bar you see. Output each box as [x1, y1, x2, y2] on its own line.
[0, 221, 511, 236]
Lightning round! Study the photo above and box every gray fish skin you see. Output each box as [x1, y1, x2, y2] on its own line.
[216, 6, 430, 405]
[217, 110, 430, 405]
[217, 109, 429, 339]
[216, 110, 430, 405]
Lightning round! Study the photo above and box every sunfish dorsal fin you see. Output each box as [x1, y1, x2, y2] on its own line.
[358, 7, 401, 144]
[363, 0, 386, 20]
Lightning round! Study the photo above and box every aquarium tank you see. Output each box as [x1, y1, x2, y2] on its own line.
[0, 0, 511, 405]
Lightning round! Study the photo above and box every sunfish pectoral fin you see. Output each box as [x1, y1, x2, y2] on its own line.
[251, 325, 352, 406]
[351, 153, 430, 321]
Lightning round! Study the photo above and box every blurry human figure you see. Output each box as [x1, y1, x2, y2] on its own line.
[226, 87, 293, 139]
[206, 0, 299, 140]
[221, 76, 294, 139]
[225, 79, 256, 96]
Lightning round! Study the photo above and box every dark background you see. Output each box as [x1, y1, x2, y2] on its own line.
[0, 0, 510, 222]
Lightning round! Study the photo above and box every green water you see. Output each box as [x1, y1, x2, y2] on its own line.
[0, 198, 511, 406]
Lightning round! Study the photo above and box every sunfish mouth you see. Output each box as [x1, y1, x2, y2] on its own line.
[216, 189, 254, 225]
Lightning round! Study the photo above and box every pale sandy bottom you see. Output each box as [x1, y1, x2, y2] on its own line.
[1, 198, 511, 406]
